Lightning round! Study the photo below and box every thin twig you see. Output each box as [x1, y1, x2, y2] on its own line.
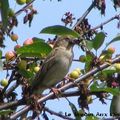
[92, 13, 120, 31]
[72, 1, 95, 30]
[9, 56, 120, 120]
[0, 99, 23, 110]
[15, 0, 35, 17]
[73, 59, 80, 62]
[5, 83, 19, 97]
[44, 107, 75, 120]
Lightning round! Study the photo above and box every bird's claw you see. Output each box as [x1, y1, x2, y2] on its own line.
[50, 88, 61, 99]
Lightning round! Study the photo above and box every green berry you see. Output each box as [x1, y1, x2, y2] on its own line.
[34, 66, 40, 73]
[1, 78, 8, 87]
[69, 70, 79, 79]
[16, 0, 26, 5]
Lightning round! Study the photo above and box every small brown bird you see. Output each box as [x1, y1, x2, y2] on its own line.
[31, 36, 76, 95]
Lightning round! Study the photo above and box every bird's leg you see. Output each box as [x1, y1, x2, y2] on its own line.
[49, 87, 62, 99]
[51, 87, 61, 94]
[27, 94, 44, 117]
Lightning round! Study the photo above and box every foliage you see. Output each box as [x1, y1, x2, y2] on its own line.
[0, 0, 120, 120]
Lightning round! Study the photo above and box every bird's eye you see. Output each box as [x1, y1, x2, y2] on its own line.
[65, 38, 70, 41]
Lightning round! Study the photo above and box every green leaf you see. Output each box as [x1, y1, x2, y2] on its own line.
[102, 69, 116, 76]
[32, 37, 45, 43]
[90, 81, 120, 96]
[106, 33, 120, 47]
[85, 52, 95, 72]
[19, 70, 34, 78]
[40, 25, 80, 38]
[86, 40, 93, 50]
[103, 88, 120, 96]
[68, 101, 81, 120]
[0, 50, 2, 59]
[0, 0, 9, 30]
[0, 109, 13, 115]
[17, 41, 52, 58]
[93, 32, 106, 50]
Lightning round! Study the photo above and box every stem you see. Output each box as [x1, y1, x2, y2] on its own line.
[72, 1, 95, 30]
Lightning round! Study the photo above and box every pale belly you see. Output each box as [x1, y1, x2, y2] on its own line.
[42, 58, 71, 87]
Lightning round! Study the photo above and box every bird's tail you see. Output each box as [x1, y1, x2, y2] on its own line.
[32, 87, 45, 95]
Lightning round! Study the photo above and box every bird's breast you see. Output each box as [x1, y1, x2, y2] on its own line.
[42, 50, 73, 87]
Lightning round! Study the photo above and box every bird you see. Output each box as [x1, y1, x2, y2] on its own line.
[31, 36, 77, 95]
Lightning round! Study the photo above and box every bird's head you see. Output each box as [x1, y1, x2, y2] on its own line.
[54, 36, 80, 49]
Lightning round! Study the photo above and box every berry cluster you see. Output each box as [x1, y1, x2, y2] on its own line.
[61, 12, 75, 26]
[75, 19, 96, 40]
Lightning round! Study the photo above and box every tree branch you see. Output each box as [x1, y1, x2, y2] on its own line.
[72, 0, 95, 30]
[92, 13, 120, 31]
[44, 107, 75, 120]
[0, 99, 23, 110]
[15, 0, 36, 17]
[9, 55, 120, 120]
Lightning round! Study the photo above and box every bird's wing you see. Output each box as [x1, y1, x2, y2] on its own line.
[32, 48, 59, 89]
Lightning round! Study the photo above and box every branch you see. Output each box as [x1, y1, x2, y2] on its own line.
[0, 99, 23, 110]
[5, 83, 19, 97]
[92, 13, 120, 31]
[44, 107, 75, 120]
[72, 0, 95, 30]
[9, 55, 120, 120]
[0, 88, 111, 111]
[15, 0, 36, 17]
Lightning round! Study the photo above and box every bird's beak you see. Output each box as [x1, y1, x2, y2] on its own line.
[69, 39, 81, 45]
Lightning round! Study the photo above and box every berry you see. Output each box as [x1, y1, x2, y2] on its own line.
[1, 78, 8, 87]
[34, 66, 40, 73]
[99, 55, 105, 61]
[107, 47, 115, 54]
[10, 34, 18, 41]
[49, 44, 54, 48]
[5, 51, 16, 61]
[114, 63, 120, 71]
[69, 70, 79, 79]
[75, 68, 81, 75]
[16, 0, 26, 5]
[18, 60, 27, 70]
[27, 69, 30, 72]
[23, 38, 33, 46]
[14, 45, 21, 51]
